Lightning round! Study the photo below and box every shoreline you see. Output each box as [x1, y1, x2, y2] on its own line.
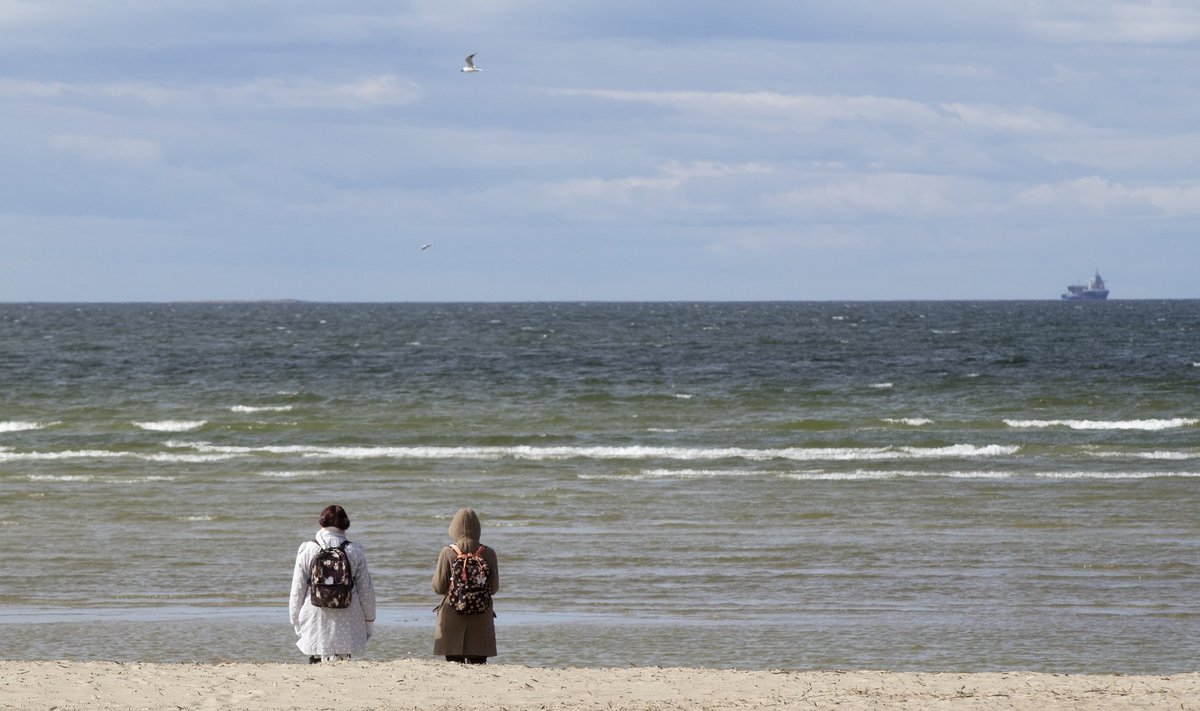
[2, 660, 1197, 710]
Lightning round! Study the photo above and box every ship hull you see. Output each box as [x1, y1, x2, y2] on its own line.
[1062, 271, 1109, 300]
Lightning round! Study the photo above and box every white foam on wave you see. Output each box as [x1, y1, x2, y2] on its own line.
[1004, 418, 1198, 431]
[26, 473, 180, 483]
[230, 405, 294, 413]
[899, 444, 1018, 458]
[537, 465, 1190, 482]
[132, 420, 206, 432]
[576, 469, 767, 481]
[637, 468, 759, 480]
[108, 475, 179, 484]
[0, 421, 54, 433]
[1086, 450, 1199, 461]
[782, 470, 1200, 481]
[883, 417, 934, 426]
[0, 449, 240, 463]
[170, 441, 1019, 463]
[1034, 471, 1200, 480]
[781, 470, 1015, 481]
[257, 470, 324, 479]
[2, 449, 125, 461]
[140, 452, 240, 463]
[868, 382, 894, 390]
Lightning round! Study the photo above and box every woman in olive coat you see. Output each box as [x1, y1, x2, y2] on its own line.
[432, 508, 500, 663]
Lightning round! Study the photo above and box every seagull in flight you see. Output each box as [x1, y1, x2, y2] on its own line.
[420, 243, 432, 250]
[461, 53, 480, 73]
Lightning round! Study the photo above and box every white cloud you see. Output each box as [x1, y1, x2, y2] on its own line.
[1029, 1, 1200, 43]
[0, 75, 420, 111]
[48, 134, 163, 167]
[0, 78, 187, 105]
[560, 88, 939, 126]
[919, 62, 997, 80]
[0, 78, 72, 99]
[0, 0, 53, 26]
[703, 226, 877, 256]
[1037, 134, 1200, 175]
[937, 103, 1074, 133]
[769, 173, 983, 218]
[548, 160, 773, 201]
[560, 88, 1080, 136]
[1017, 177, 1200, 214]
[217, 75, 421, 110]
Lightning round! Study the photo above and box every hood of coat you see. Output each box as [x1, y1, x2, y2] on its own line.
[448, 508, 482, 549]
[315, 526, 348, 548]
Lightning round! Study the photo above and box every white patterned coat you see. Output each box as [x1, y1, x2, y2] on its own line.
[289, 527, 377, 657]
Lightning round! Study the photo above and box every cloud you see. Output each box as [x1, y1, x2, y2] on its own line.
[1017, 177, 1200, 215]
[559, 88, 938, 126]
[0, 0, 56, 27]
[937, 103, 1074, 133]
[1029, 1, 1200, 43]
[0, 75, 420, 111]
[0, 78, 73, 100]
[703, 226, 877, 256]
[48, 134, 163, 167]
[769, 173, 979, 219]
[558, 88, 1080, 136]
[216, 75, 421, 110]
[549, 160, 773, 198]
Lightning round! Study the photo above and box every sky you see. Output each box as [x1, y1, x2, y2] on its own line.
[1, 1, 1199, 301]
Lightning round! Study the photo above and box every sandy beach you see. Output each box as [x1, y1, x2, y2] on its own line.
[2, 660, 1196, 710]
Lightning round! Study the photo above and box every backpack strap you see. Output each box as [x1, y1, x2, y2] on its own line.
[436, 545, 461, 611]
[314, 539, 352, 552]
[339, 540, 354, 588]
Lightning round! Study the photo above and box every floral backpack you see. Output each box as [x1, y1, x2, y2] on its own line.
[309, 540, 355, 608]
[446, 544, 492, 614]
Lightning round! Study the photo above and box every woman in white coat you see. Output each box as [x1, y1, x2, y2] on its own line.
[289, 505, 377, 662]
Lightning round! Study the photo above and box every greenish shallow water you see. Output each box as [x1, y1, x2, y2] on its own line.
[1, 302, 1198, 671]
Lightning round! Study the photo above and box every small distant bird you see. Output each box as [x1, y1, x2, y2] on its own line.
[421, 243, 432, 250]
[461, 53, 480, 73]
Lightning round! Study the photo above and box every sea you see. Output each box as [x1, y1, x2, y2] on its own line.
[1, 301, 1197, 672]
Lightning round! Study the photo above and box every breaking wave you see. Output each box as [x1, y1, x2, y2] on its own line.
[0, 421, 54, 433]
[132, 420, 207, 432]
[1004, 418, 1198, 431]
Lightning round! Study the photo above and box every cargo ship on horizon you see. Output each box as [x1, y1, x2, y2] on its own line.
[1062, 271, 1109, 300]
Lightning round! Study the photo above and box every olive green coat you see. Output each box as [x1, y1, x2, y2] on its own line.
[432, 509, 500, 657]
